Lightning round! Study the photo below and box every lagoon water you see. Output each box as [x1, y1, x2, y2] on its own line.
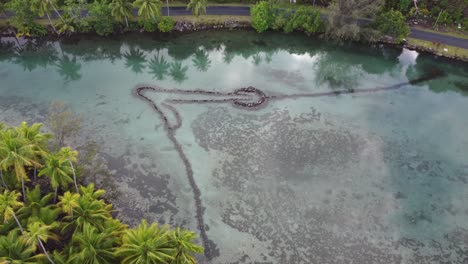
[1, 31, 468, 263]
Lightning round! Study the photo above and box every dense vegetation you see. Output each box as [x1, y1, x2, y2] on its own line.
[0, 0, 465, 38]
[0, 122, 203, 263]
[251, 0, 466, 42]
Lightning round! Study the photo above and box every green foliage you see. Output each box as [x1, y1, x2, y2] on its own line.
[140, 19, 157, 32]
[251, 1, 274, 33]
[133, 0, 161, 21]
[110, 0, 133, 27]
[55, 15, 77, 35]
[89, 0, 117, 36]
[186, 0, 207, 16]
[399, 0, 411, 13]
[158, 16, 176, 32]
[0, 122, 204, 263]
[0, 230, 46, 263]
[6, 0, 47, 36]
[170, 227, 204, 264]
[116, 219, 175, 264]
[283, 6, 323, 34]
[271, 9, 291, 31]
[375, 9, 410, 43]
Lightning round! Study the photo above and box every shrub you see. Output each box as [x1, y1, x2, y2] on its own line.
[463, 18, 468, 31]
[141, 20, 157, 32]
[272, 9, 292, 31]
[89, 0, 116, 36]
[375, 9, 410, 43]
[251, 1, 274, 33]
[6, 0, 38, 36]
[158, 17, 176, 32]
[284, 6, 323, 34]
[399, 0, 411, 13]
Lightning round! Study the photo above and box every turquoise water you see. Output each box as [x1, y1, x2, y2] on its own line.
[1, 31, 468, 263]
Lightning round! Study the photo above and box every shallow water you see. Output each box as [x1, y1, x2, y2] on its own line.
[1, 31, 468, 263]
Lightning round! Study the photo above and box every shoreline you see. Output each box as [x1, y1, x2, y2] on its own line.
[1, 20, 467, 63]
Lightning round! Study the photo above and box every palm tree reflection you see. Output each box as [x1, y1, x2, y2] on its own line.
[148, 55, 170, 80]
[169, 62, 188, 83]
[192, 49, 211, 72]
[123, 48, 146, 74]
[56, 55, 82, 82]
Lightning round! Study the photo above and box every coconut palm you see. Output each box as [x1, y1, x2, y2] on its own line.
[63, 192, 112, 233]
[80, 183, 106, 201]
[23, 221, 58, 264]
[31, 0, 64, 34]
[148, 55, 170, 80]
[15, 122, 51, 181]
[169, 62, 188, 83]
[57, 147, 79, 193]
[110, 0, 133, 27]
[192, 49, 211, 72]
[55, 15, 76, 35]
[0, 230, 46, 263]
[58, 191, 80, 219]
[170, 227, 204, 264]
[17, 186, 56, 225]
[0, 190, 24, 233]
[186, 0, 207, 16]
[39, 153, 74, 203]
[133, 0, 161, 22]
[0, 129, 41, 198]
[116, 219, 175, 264]
[68, 223, 118, 264]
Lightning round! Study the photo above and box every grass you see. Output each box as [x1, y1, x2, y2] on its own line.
[412, 26, 468, 40]
[407, 37, 468, 60]
[172, 14, 250, 23]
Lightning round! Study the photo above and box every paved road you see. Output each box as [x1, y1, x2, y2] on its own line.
[409, 28, 468, 49]
[1, 5, 467, 49]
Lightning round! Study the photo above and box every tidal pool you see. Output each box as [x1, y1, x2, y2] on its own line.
[1, 31, 468, 263]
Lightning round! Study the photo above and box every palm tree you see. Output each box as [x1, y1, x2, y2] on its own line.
[148, 55, 170, 80]
[169, 62, 188, 83]
[123, 48, 147, 74]
[0, 230, 46, 263]
[15, 122, 51, 181]
[62, 191, 112, 233]
[169, 227, 204, 264]
[39, 153, 74, 203]
[192, 49, 211, 72]
[58, 147, 79, 193]
[58, 191, 80, 219]
[55, 15, 76, 36]
[186, 0, 207, 16]
[116, 219, 175, 264]
[0, 190, 24, 233]
[17, 186, 57, 225]
[23, 221, 58, 264]
[68, 223, 118, 263]
[0, 129, 41, 198]
[110, 0, 133, 27]
[31, 0, 64, 34]
[133, 0, 161, 22]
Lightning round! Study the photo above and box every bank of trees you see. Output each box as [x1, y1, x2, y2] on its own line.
[251, 0, 415, 43]
[0, 122, 203, 263]
[2, 0, 209, 36]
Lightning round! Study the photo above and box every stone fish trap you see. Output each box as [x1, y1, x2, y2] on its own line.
[133, 66, 445, 261]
